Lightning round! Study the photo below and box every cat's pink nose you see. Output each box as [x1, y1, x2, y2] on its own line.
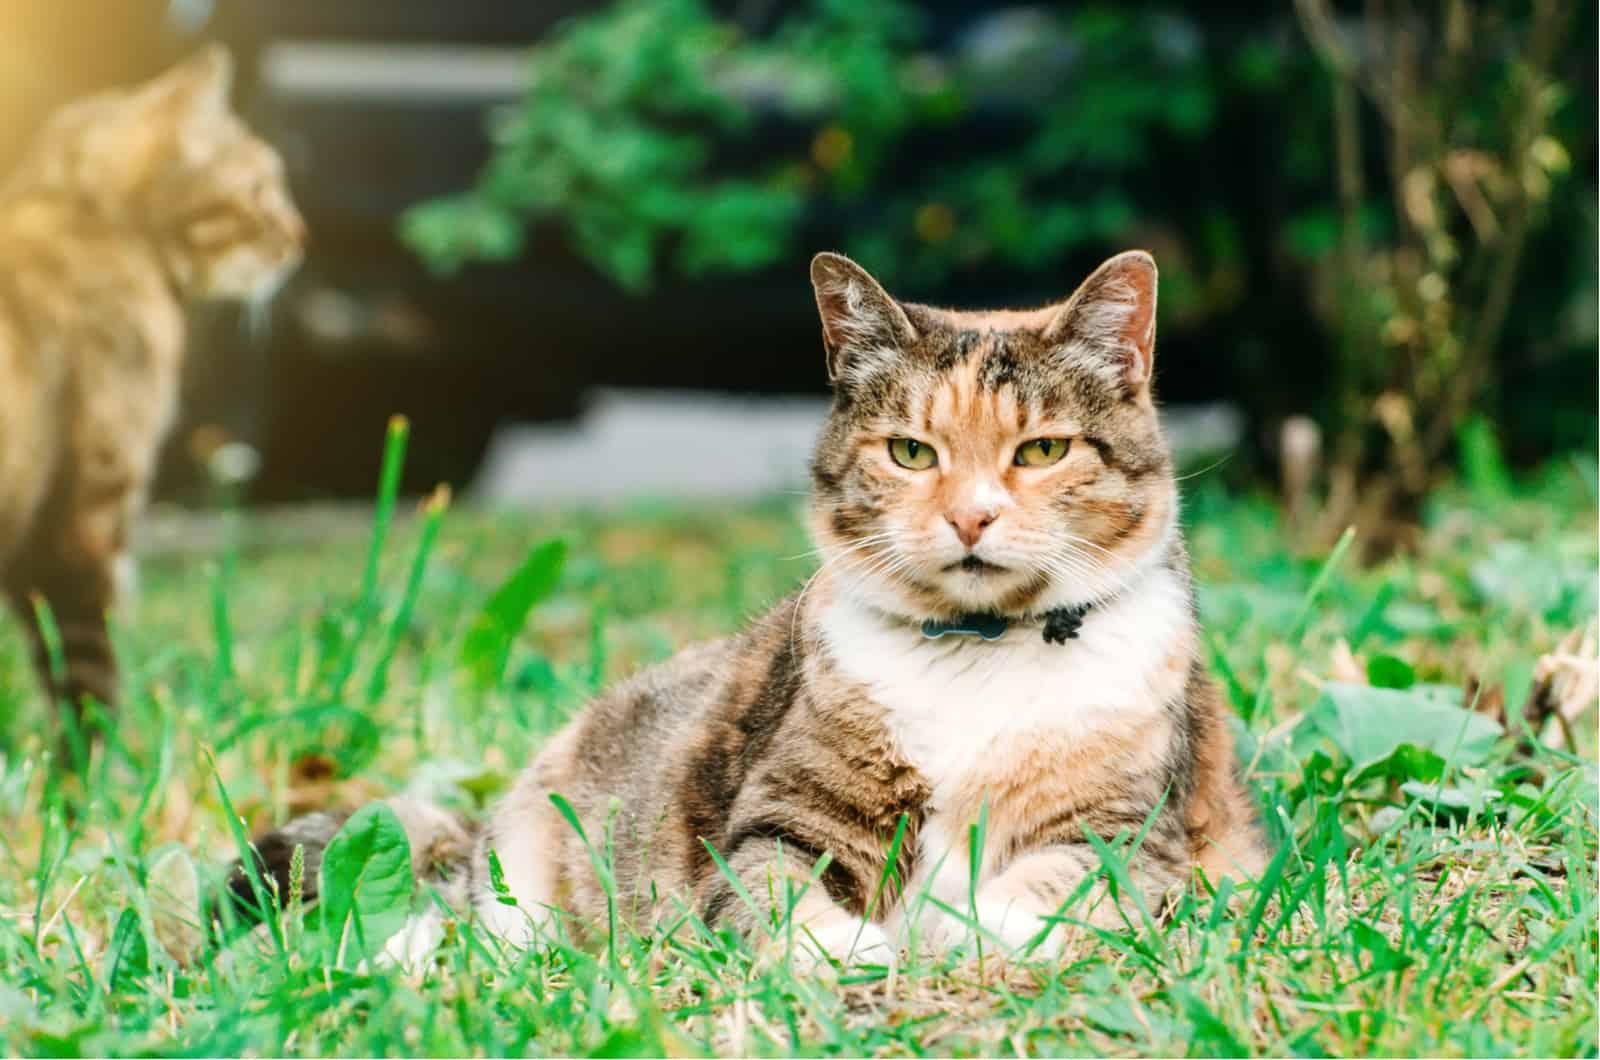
[946, 508, 997, 548]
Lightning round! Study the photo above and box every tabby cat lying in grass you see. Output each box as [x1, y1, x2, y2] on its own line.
[0, 47, 303, 730]
[235, 250, 1264, 966]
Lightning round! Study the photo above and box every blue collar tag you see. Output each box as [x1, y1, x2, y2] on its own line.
[920, 613, 1009, 641]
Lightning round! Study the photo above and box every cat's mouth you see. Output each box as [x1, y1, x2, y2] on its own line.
[945, 555, 1007, 575]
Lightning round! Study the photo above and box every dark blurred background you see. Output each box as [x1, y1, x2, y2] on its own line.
[3, 0, 1594, 522]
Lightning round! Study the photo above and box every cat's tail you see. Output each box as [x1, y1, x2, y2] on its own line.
[218, 797, 476, 929]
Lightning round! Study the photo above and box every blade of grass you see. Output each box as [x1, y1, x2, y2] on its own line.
[329, 415, 410, 698]
[365, 483, 450, 712]
[209, 561, 235, 699]
[359, 414, 410, 613]
[549, 792, 618, 967]
[204, 746, 286, 957]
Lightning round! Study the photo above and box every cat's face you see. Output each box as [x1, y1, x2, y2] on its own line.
[154, 121, 305, 300]
[18, 46, 304, 300]
[809, 252, 1176, 621]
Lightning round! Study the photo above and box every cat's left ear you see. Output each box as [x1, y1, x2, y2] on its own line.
[1041, 250, 1158, 397]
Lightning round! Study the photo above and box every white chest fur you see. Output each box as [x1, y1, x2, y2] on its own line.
[819, 563, 1192, 802]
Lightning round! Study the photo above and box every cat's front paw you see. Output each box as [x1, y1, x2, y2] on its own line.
[791, 916, 897, 971]
[973, 897, 1061, 956]
[910, 898, 1062, 959]
[904, 903, 974, 954]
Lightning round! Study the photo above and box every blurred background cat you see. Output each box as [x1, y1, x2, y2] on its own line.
[0, 46, 303, 731]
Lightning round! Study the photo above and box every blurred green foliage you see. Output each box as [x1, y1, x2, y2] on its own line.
[402, 0, 1221, 292]
[405, 0, 809, 290]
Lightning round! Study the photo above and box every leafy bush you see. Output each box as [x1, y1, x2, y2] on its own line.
[402, 0, 1218, 292]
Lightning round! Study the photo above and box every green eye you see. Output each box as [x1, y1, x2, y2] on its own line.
[888, 437, 938, 470]
[1014, 438, 1071, 467]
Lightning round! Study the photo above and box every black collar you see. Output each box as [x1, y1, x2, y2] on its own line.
[919, 602, 1092, 645]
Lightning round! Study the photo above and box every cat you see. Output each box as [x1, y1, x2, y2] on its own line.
[0, 46, 304, 729]
[231, 250, 1264, 966]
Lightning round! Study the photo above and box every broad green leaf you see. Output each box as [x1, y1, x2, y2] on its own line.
[320, 803, 415, 967]
[1303, 682, 1503, 777]
[460, 538, 567, 689]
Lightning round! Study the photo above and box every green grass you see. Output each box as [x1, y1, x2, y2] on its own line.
[0, 452, 1595, 1057]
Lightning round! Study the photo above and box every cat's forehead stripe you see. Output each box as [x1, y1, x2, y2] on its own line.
[906, 330, 1068, 437]
[901, 319, 1067, 416]
[977, 332, 1019, 390]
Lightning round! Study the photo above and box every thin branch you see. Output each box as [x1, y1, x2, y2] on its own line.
[1420, 0, 1570, 463]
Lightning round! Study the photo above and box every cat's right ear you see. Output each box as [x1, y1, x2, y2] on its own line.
[810, 252, 917, 384]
